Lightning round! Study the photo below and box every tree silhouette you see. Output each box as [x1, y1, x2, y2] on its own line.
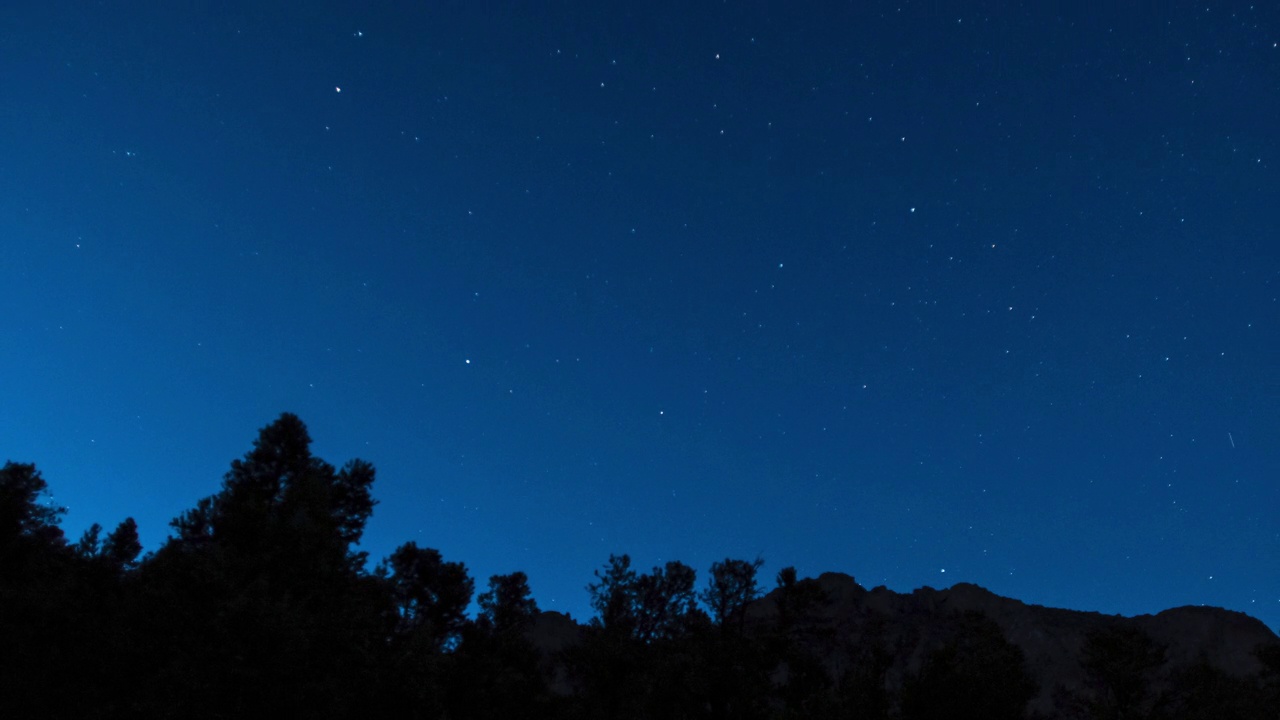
[1, 416, 1273, 719]
[170, 494, 215, 546]
[0, 462, 74, 717]
[832, 635, 894, 720]
[0, 465, 140, 718]
[702, 556, 764, 632]
[0, 461, 67, 560]
[773, 565, 828, 635]
[331, 459, 377, 566]
[585, 553, 702, 643]
[900, 610, 1038, 720]
[446, 572, 552, 719]
[74, 517, 142, 571]
[1155, 653, 1267, 720]
[1257, 642, 1280, 711]
[586, 553, 639, 634]
[634, 559, 701, 643]
[766, 566, 846, 718]
[1076, 624, 1167, 720]
[478, 571, 539, 636]
[131, 413, 387, 718]
[380, 541, 474, 652]
[74, 521, 103, 558]
[573, 554, 714, 718]
[102, 517, 142, 569]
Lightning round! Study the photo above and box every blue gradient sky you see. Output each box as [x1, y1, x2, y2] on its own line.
[3, 1, 1277, 630]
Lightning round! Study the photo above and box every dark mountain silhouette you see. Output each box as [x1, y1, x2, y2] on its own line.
[3, 413, 1277, 719]
[527, 572, 1278, 718]
[765, 574, 1275, 716]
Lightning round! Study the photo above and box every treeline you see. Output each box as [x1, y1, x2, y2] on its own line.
[2, 413, 1277, 719]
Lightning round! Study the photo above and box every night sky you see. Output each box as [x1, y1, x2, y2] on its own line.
[4, 2, 1277, 631]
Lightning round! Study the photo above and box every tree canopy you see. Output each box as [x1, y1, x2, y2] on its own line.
[2, 413, 1275, 720]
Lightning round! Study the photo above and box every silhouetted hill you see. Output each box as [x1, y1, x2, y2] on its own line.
[6, 418, 1275, 718]
[528, 572, 1279, 717]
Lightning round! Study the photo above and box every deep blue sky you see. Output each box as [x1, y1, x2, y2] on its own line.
[3, 1, 1277, 630]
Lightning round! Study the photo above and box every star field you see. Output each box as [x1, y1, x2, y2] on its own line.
[2, 1, 1277, 630]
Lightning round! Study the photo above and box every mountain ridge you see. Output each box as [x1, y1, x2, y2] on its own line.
[528, 571, 1279, 716]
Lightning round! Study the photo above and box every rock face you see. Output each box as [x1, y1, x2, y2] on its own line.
[527, 572, 1279, 715]
[773, 574, 1278, 715]
[525, 611, 584, 694]
[526, 610, 584, 655]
